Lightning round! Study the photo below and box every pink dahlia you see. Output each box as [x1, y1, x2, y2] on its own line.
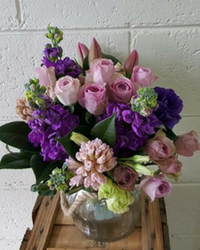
[66, 138, 117, 190]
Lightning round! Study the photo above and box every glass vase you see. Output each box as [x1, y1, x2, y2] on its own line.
[67, 190, 141, 242]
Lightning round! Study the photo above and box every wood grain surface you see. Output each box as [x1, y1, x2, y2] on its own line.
[20, 192, 170, 250]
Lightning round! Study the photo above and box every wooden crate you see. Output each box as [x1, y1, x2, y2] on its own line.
[20, 192, 170, 250]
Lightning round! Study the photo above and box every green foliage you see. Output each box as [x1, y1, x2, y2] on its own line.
[30, 153, 62, 184]
[25, 78, 46, 108]
[0, 122, 39, 152]
[58, 126, 91, 159]
[46, 24, 63, 47]
[31, 183, 56, 196]
[90, 113, 116, 146]
[82, 55, 89, 75]
[0, 153, 31, 169]
[164, 128, 178, 141]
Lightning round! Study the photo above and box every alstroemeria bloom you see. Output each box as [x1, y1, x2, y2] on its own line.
[35, 65, 57, 99]
[131, 66, 157, 87]
[55, 76, 80, 106]
[113, 165, 138, 191]
[78, 82, 108, 115]
[144, 131, 176, 161]
[85, 58, 115, 84]
[107, 73, 136, 103]
[139, 175, 172, 201]
[156, 156, 182, 174]
[174, 130, 200, 157]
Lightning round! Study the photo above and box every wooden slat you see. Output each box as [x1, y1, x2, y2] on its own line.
[48, 225, 142, 250]
[159, 199, 171, 250]
[19, 229, 31, 250]
[24, 193, 60, 250]
[19, 192, 171, 250]
[54, 207, 74, 225]
[31, 196, 44, 223]
[141, 192, 164, 250]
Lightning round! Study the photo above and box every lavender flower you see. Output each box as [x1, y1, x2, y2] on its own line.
[99, 103, 161, 156]
[28, 97, 79, 161]
[154, 87, 183, 129]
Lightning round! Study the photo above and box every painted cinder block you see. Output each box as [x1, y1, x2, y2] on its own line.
[0, 189, 37, 238]
[15, 0, 200, 30]
[131, 29, 200, 116]
[165, 183, 200, 236]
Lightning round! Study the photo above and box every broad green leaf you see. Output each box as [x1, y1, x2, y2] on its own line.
[30, 153, 62, 184]
[90, 114, 116, 146]
[58, 126, 91, 159]
[0, 121, 39, 152]
[0, 153, 31, 169]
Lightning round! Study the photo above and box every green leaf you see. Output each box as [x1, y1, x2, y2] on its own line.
[58, 126, 91, 159]
[0, 153, 31, 169]
[31, 183, 56, 196]
[90, 113, 116, 146]
[69, 104, 75, 114]
[30, 153, 62, 184]
[82, 55, 89, 74]
[164, 128, 178, 141]
[102, 53, 121, 65]
[0, 121, 39, 152]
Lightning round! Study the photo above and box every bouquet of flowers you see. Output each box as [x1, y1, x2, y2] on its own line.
[0, 25, 199, 215]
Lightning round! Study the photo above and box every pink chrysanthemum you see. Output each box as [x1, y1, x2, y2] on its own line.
[66, 138, 117, 190]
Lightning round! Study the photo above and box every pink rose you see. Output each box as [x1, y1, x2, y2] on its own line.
[113, 165, 138, 191]
[85, 58, 115, 84]
[156, 156, 182, 174]
[174, 130, 200, 157]
[131, 66, 157, 87]
[139, 175, 172, 201]
[35, 66, 57, 99]
[107, 73, 136, 103]
[54, 76, 80, 106]
[144, 136, 176, 161]
[78, 82, 107, 115]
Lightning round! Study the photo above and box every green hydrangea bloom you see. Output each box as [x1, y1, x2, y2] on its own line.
[131, 87, 158, 116]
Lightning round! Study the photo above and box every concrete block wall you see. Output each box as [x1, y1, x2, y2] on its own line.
[0, 1, 199, 249]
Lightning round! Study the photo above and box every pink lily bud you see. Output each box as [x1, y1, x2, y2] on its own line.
[77, 42, 89, 66]
[124, 49, 139, 75]
[88, 38, 102, 63]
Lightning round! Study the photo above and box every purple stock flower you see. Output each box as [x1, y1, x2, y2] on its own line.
[154, 87, 183, 129]
[98, 103, 161, 156]
[28, 97, 79, 161]
[43, 43, 63, 60]
[42, 56, 81, 79]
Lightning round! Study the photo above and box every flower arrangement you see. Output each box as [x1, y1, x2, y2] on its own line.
[0, 25, 199, 214]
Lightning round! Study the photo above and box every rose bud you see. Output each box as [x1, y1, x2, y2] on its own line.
[113, 165, 138, 191]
